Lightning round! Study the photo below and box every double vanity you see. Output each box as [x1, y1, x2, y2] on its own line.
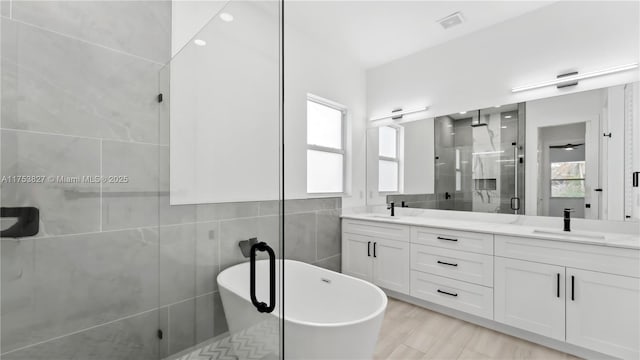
[341, 213, 640, 360]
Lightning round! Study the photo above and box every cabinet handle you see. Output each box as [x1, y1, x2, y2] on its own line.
[437, 236, 458, 242]
[437, 289, 458, 297]
[571, 275, 575, 301]
[373, 242, 377, 258]
[367, 241, 371, 257]
[437, 260, 458, 267]
[556, 273, 560, 298]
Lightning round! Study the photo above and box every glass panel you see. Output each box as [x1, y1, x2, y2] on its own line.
[434, 103, 524, 214]
[307, 150, 344, 193]
[379, 160, 399, 192]
[551, 161, 586, 179]
[163, 1, 283, 359]
[379, 126, 397, 158]
[552, 180, 586, 197]
[307, 100, 343, 149]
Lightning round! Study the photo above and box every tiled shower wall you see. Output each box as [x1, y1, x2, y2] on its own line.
[0, 2, 341, 359]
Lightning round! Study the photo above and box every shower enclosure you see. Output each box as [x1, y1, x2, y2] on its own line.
[434, 103, 526, 214]
[1, 1, 287, 359]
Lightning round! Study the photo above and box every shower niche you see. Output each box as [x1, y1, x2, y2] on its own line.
[434, 103, 526, 214]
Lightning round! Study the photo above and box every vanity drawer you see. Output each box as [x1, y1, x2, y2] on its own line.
[411, 226, 493, 255]
[495, 235, 640, 278]
[342, 219, 410, 242]
[411, 270, 493, 320]
[411, 244, 493, 286]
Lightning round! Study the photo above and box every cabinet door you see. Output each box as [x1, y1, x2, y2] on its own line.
[494, 257, 565, 340]
[566, 268, 640, 360]
[372, 238, 410, 294]
[341, 233, 373, 281]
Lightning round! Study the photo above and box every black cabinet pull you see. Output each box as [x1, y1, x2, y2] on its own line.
[373, 242, 377, 258]
[437, 260, 458, 267]
[437, 289, 458, 297]
[437, 236, 458, 242]
[571, 275, 575, 301]
[367, 241, 371, 257]
[556, 273, 560, 298]
[249, 242, 276, 313]
[633, 171, 639, 187]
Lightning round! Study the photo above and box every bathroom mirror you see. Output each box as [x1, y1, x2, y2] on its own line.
[366, 82, 640, 222]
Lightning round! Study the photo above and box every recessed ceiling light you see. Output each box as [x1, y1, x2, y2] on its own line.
[505, 115, 512, 119]
[495, 105, 501, 108]
[459, 111, 467, 115]
[220, 12, 234, 22]
[193, 39, 207, 46]
[437, 12, 464, 30]
[501, 126, 507, 129]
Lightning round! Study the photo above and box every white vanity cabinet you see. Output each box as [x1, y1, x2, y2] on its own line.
[494, 257, 566, 340]
[565, 268, 639, 360]
[342, 220, 410, 294]
[341, 216, 640, 360]
[495, 235, 640, 360]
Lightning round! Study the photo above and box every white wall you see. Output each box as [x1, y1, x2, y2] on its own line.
[366, 1, 639, 122]
[169, 1, 281, 204]
[526, 89, 605, 217]
[284, 23, 367, 209]
[170, 1, 368, 208]
[403, 119, 435, 195]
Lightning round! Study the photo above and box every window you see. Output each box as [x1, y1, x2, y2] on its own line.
[378, 126, 399, 192]
[307, 95, 345, 193]
[550, 161, 586, 197]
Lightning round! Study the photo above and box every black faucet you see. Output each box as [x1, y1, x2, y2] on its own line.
[563, 208, 575, 232]
[401, 201, 409, 208]
[387, 202, 395, 216]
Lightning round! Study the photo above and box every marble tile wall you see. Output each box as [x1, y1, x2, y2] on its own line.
[0, 2, 342, 359]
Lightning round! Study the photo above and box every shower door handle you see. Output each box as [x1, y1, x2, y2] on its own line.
[249, 241, 276, 314]
[510, 197, 520, 211]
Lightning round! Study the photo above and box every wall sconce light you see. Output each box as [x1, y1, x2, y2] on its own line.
[369, 106, 430, 122]
[511, 63, 638, 93]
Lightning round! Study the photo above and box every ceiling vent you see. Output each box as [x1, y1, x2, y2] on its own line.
[438, 12, 464, 30]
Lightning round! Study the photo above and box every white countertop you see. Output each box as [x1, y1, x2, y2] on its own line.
[341, 213, 640, 250]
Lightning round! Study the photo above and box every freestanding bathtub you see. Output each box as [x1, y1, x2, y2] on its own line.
[218, 259, 387, 359]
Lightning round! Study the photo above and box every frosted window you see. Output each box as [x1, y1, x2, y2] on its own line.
[307, 150, 343, 193]
[307, 100, 343, 149]
[379, 160, 398, 192]
[379, 126, 397, 158]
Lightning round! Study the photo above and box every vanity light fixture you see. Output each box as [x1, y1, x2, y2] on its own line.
[369, 106, 429, 122]
[512, 63, 639, 93]
[220, 12, 234, 22]
[193, 39, 207, 46]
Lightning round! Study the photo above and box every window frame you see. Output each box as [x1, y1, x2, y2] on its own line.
[306, 94, 347, 194]
[378, 125, 401, 193]
[549, 160, 586, 199]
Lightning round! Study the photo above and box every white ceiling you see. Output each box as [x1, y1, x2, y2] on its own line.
[285, 1, 554, 69]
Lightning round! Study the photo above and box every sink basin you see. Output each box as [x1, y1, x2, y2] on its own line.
[532, 229, 606, 241]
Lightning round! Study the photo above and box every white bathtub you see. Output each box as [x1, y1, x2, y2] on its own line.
[217, 259, 387, 359]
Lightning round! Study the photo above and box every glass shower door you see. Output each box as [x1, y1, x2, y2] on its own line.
[159, 0, 283, 359]
[435, 104, 525, 214]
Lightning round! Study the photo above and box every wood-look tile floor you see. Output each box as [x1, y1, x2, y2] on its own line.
[375, 298, 582, 360]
